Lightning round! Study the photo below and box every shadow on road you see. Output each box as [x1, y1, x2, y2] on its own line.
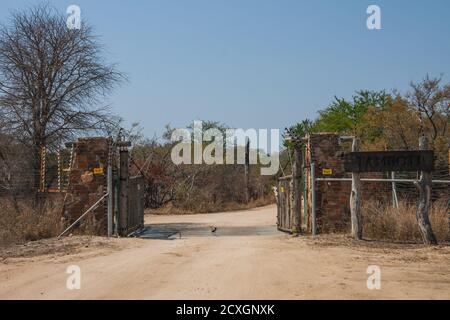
[134, 223, 280, 240]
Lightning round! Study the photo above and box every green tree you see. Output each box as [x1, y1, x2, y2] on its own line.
[283, 119, 315, 149]
[314, 90, 389, 135]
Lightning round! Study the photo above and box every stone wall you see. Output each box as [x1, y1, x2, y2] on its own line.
[62, 137, 112, 235]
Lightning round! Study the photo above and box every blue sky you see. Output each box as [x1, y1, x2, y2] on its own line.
[1, 0, 450, 138]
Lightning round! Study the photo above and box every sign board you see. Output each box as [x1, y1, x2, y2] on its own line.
[344, 150, 434, 173]
[93, 167, 104, 175]
[322, 168, 333, 175]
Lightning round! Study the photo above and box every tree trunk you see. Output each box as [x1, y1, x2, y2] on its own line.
[350, 138, 362, 240]
[32, 114, 45, 195]
[415, 136, 438, 245]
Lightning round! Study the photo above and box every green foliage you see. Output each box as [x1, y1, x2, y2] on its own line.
[286, 76, 449, 163]
[283, 119, 315, 148]
[284, 91, 389, 148]
[314, 90, 389, 134]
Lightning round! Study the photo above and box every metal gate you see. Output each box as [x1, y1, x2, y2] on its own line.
[126, 176, 145, 234]
[277, 176, 293, 232]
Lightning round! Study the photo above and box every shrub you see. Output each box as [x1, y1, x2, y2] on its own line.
[362, 200, 449, 243]
[0, 196, 64, 246]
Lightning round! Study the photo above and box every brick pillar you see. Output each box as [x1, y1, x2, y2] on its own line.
[305, 133, 350, 233]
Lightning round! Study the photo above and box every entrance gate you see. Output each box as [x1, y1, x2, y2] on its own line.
[276, 133, 449, 243]
[276, 176, 292, 232]
[59, 137, 144, 237]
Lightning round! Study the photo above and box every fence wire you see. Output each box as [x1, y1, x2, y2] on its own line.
[0, 148, 72, 197]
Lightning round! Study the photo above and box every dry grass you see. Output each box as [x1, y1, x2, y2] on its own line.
[363, 200, 449, 243]
[0, 197, 64, 246]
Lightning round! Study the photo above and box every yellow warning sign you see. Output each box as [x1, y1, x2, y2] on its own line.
[322, 168, 333, 175]
[93, 167, 104, 175]
[280, 186, 285, 193]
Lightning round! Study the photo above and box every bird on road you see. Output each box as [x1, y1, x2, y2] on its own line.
[210, 226, 217, 233]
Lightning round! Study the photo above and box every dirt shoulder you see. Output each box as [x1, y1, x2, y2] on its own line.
[1, 236, 114, 259]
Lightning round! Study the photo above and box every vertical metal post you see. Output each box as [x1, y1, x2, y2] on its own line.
[107, 165, 113, 237]
[114, 168, 119, 235]
[119, 149, 129, 236]
[244, 138, 250, 204]
[311, 162, 317, 236]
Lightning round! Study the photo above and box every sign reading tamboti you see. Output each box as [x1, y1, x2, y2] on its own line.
[344, 150, 434, 173]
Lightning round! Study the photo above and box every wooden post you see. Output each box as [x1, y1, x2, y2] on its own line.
[244, 138, 250, 204]
[350, 138, 362, 240]
[119, 148, 129, 236]
[415, 136, 438, 245]
[40, 146, 46, 192]
[292, 143, 303, 235]
[57, 148, 62, 192]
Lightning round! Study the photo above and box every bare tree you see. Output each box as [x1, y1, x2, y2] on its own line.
[407, 75, 450, 141]
[0, 4, 124, 191]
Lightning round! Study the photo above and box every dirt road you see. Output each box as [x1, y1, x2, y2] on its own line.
[0, 205, 449, 299]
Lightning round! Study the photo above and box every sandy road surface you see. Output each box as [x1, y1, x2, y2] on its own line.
[0, 205, 449, 299]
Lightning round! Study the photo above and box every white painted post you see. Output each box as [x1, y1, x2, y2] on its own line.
[350, 138, 362, 240]
[415, 136, 437, 245]
[391, 171, 399, 208]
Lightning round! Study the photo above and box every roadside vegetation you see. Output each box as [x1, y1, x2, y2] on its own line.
[363, 200, 449, 243]
[0, 198, 63, 245]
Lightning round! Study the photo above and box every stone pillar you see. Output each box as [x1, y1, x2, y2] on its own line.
[62, 137, 111, 235]
[305, 133, 350, 233]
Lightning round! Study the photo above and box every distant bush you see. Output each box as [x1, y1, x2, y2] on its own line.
[146, 194, 275, 215]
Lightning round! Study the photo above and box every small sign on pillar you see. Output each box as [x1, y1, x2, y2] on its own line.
[93, 167, 104, 175]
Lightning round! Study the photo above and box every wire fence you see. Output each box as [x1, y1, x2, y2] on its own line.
[0, 146, 72, 198]
[315, 169, 450, 206]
